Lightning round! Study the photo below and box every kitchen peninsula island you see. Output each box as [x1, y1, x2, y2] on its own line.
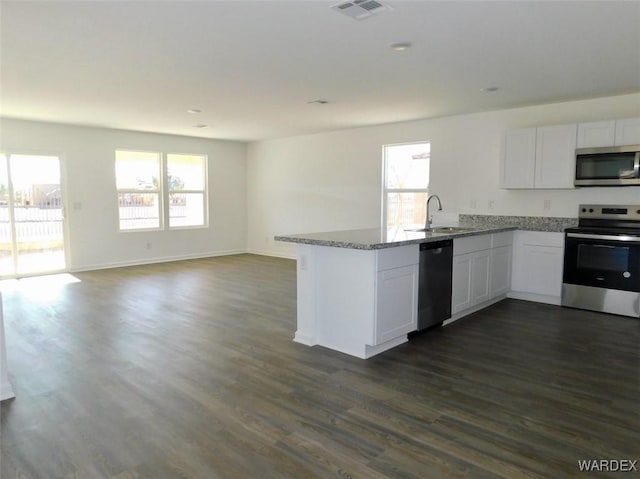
[276, 225, 516, 359]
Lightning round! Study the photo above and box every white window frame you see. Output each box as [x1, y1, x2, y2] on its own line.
[382, 142, 430, 229]
[165, 152, 209, 230]
[115, 149, 163, 232]
[115, 150, 208, 232]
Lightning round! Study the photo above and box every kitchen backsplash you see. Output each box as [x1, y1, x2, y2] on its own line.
[459, 214, 578, 232]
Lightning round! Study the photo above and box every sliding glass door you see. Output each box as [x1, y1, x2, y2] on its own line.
[0, 154, 67, 278]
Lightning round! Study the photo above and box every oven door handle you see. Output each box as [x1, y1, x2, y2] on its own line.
[567, 232, 640, 242]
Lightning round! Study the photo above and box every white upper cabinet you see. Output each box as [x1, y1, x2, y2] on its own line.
[501, 128, 536, 189]
[535, 124, 577, 189]
[614, 118, 640, 146]
[577, 117, 640, 148]
[576, 120, 615, 148]
[501, 124, 576, 189]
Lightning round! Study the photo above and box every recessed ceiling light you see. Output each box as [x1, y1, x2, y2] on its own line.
[187, 109, 201, 114]
[390, 42, 412, 51]
[193, 124, 207, 128]
[307, 99, 329, 105]
[481, 86, 500, 92]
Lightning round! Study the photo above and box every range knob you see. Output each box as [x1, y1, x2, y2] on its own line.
[589, 208, 594, 213]
[581, 208, 587, 213]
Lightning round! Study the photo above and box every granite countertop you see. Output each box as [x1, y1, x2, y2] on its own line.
[274, 225, 517, 250]
[459, 214, 577, 232]
[274, 214, 577, 250]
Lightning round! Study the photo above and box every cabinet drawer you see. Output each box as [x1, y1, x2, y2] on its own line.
[376, 244, 419, 271]
[516, 231, 564, 247]
[453, 234, 492, 255]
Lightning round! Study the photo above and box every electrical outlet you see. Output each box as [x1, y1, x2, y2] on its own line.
[544, 199, 551, 210]
[488, 200, 495, 209]
[146, 242, 152, 250]
[299, 255, 307, 271]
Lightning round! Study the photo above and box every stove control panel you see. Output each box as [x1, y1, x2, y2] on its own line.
[578, 204, 640, 221]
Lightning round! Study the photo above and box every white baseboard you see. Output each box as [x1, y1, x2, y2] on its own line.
[71, 249, 248, 273]
[363, 336, 408, 359]
[444, 295, 506, 326]
[246, 248, 297, 260]
[508, 291, 561, 306]
[444, 293, 562, 327]
[293, 331, 316, 346]
[1, 380, 15, 401]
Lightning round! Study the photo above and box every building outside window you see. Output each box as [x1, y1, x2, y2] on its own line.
[382, 142, 430, 228]
[115, 150, 207, 231]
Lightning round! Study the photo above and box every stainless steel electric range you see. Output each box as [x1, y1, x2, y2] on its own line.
[562, 204, 640, 318]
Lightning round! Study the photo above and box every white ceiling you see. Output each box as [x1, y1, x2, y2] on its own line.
[1, 1, 639, 142]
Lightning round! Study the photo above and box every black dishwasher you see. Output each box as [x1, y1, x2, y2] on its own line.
[417, 240, 453, 331]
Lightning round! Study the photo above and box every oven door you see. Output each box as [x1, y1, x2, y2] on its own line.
[563, 232, 640, 292]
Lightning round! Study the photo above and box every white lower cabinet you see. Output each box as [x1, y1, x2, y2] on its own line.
[452, 253, 473, 313]
[452, 250, 491, 314]
[490, 245, 512, 296]
[295, 243, 419, 359]
[375, 264, 418, 344]
[471, 250, 491, 305]
[292, 229, 566, 360]
[510, 231, 564, 304]
[451, 232, 513, 318]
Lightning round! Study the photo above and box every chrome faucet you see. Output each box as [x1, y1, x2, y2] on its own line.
[425, 194, 443, 230]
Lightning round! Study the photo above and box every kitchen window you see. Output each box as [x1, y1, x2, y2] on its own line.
[115, 150, 207, 231]
[382, 142, 430, 228]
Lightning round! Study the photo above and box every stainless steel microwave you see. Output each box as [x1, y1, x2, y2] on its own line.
[575, 145, 640, 186]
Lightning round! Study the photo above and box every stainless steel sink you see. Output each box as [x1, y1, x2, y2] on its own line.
[405, 226, 479, 234]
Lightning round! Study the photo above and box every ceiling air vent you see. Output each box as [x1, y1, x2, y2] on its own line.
[331, 0, 391, 20]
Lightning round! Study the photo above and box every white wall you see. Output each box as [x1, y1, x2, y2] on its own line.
[247, 93, 640, 258]
[3, 94, 639, 267]
[0, 119, 247, 271]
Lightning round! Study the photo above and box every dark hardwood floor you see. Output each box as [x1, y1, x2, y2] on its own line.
[1, 254, 638, 478]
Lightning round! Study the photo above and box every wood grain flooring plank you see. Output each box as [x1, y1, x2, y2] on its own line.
[1, 254, 638, 478]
